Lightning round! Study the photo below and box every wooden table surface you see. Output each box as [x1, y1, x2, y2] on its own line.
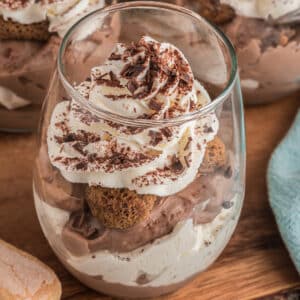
[0, 95, 299, 300]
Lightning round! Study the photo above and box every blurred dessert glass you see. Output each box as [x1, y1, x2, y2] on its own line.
[0, 0, 109, 131]
[171, 0, 300, 105]
[33, 2, 246, 298]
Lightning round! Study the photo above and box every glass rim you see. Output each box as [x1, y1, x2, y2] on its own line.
[58, 1, 238, 127]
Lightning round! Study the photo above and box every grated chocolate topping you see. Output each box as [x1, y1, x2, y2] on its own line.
[79, 36, 198, 120]
[47, 36, 218, 195]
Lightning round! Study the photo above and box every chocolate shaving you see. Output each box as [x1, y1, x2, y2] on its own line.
[180, 73, 191, 84]
[88, 153, 97, 163]
[63, 133, 77, 142]
[121, 63, 145, 78]
[109, 71, 118, 82]
[127, 79, 139, 94]
[72, 142, 87, 156]
[184, 155, 190, 168]
[75, 161, 88, 170]
[109, 52, 122, 60]
[148, 130, 163, 146]
[222, 201, 233, 209]
[161, 127, 172, 138]
[203, 125, 213, 133]
[149, 98, 162, 111]
[171, 155, 184, 174]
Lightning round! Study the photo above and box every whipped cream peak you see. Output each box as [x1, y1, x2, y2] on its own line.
[83, 36, 198, 120]
[47, 37, 219, 196]
[0, 0, 105, 36]
[221, 0, 300, 20]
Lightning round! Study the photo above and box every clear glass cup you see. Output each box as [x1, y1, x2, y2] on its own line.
[33, 1, 246, 298]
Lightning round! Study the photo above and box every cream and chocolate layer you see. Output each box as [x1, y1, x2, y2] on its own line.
[223, 16, 300, 103]
[36, 136, 233, 254]
[42, 36, 227, 248]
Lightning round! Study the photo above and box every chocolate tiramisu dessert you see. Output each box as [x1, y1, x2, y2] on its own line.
[176, 0, 300, 104]
[0, 0, 108, 130]
[34, 35, 242, 298]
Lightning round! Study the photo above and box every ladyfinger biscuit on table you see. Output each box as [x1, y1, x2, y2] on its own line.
[0, 239, 61, 300]
[0, 16, 50, 41]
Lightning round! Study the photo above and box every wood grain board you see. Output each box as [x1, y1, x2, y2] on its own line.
[0, 95, 299, 299]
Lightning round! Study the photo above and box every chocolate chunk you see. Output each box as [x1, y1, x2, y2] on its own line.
[203, 125, 214, 133]
[161, 127, 172, 138]
[127, 79, 138, 94]
[149, 130, 163, 146]
[180, 73, 191, 84]
[171, 155, 184, 174]
[224, 166, 233, 178]
[75, 161, 87, 170]
[72, 142, 87, 156]
[109, 52, 122, 60]
[222, 201, 233, 209]
[121, 63, 145, 79]
[149, 98, 162, 111]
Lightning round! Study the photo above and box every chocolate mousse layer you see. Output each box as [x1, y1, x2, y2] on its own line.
[0, 36, 59, 130]
[223, 16, 300, 104]
[61, 169, 234, 256]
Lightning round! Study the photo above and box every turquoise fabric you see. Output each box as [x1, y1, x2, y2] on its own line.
[267, 110, 300, 274]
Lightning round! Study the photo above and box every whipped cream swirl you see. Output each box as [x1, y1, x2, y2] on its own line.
[0, 0, 105, 37]
[47, 36, 219, 196]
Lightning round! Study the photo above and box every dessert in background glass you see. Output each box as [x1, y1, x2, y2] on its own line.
[171, 0, 300, 105]
[33, 2, 246, 298]
[0, 0, 110, 131]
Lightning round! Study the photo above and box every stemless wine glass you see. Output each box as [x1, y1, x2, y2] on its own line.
[33, 2, 246, 298]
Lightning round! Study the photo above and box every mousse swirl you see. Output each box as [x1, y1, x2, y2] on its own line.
[47, 36, 219, 196]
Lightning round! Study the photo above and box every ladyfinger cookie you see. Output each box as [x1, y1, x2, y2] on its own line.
[0, 16, 50, 41]
[0, 239, 61, 300]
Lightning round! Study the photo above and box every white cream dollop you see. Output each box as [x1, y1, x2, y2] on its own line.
[0, 0, 105, 37]
[221, 0, 300, 20]
[47, 37, 219, 196]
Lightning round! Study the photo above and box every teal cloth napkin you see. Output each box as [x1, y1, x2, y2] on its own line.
[267, 109, 300, 274]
